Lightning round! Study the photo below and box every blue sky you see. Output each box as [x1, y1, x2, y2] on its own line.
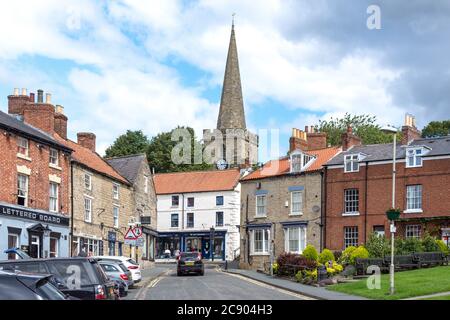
[0, 0, 449, 163]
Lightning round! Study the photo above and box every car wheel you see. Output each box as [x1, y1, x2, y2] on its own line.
[199, 270, 204, 276]
[177, 271, 182, 276]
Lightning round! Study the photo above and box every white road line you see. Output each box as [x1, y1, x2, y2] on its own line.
[136, 269, 171, 300]
[220, 270, 316, 300]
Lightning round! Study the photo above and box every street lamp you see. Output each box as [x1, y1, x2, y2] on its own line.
[381, 125, 398, 295]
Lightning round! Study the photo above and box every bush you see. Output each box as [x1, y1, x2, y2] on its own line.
[333, 250, 343, 262]
[436, 240, 449, 255]
[272, 262, 279, 274]
[338, 246, 356, 265]
[276, 252, 317, 276]
[396, 237, 423, 255]
[302, 245, 319, 261]
[365, 233, 390, 258]
[349, 246, 369, 265]
[326, 261, 344, 276]
[296, 269, 318, 283]
[422, 233, 440, 252]
[318, 249, 335, 264]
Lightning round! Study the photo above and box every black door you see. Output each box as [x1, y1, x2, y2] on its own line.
[28, 231, 43, 258]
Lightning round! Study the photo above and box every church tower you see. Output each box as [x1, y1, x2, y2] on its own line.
[204, 20, 258, 169]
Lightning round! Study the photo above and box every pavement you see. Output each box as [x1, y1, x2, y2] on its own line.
[124, 263, 313, 300]
[222, 268, 368, 300]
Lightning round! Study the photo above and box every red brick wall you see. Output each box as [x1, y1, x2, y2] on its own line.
[23, 104, 55, 135]
[325, 158, 450, 250]
[307, 132, 327, 150]
[0, 129, 71, 216]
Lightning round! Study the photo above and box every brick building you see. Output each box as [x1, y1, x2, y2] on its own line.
[107, 154, 158, 262]
[324, 115, 450, 250]
[239, 127, 340, 271]
[0, 88, 73, 260]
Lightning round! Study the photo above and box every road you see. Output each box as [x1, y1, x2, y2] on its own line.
[127, 264, 310, 300]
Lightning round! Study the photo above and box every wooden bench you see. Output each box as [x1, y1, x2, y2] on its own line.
[414, 252, 447, 267]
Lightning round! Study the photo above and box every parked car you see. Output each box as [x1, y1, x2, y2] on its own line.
[93, 256, 141, 284]
[98, 260, 131, 297]
[0, 269, 68, 300]
[177, 252, 204, 276]
[3, 248, 31, 260]
[0, 257, 117, 300]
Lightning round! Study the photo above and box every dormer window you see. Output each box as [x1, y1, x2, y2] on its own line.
[290, 151, 315, 173]
[344, 154, 359, 173]
[406, 148, 423, 168]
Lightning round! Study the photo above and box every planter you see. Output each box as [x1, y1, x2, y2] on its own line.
[386, 209, 401, 221]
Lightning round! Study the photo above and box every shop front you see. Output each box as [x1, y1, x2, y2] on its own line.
[0, 202, 70, 260]
[142, 226, 157, 261]
[156, 231, 226, 261]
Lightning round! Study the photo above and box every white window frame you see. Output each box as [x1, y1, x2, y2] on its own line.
[255, 195, 267, 217]
[344, 154, 360, 173]
[405, 225, 421, 239]
[186, 212, 194, 228]
[250, 229, 270, 255]
[171, 195, 179, 207]
[49, 148, 59, 166]
[216, 211, 224, 227]
[17, 174, 29, 207]
[290, 191, 303, 215]
[113, 205, 119, 228]
[84, 197, 92, 223]
[406, 148, 423, 168]
[144, 176, 149, 194]
[7, 233, 20, 259]
[284, 226, 307, 254]
[344, 226, 359, 248]
[49, 182, 59, 212]
[290, 151, 315, 173]
[343, 189, 360, 215]
[405, 184, 423, 213]
[17, 137, 29, 156]
[113, 183, 120, 200]
[187, 197, 195, 208]
[49, 237, 59, 258]
[84, 173, 92, 191]
[171, 213, 179, 228]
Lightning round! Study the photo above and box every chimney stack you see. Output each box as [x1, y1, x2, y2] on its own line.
[8, 88, 31, 115]
[37, 89, 44, 103]
[341, 126, 362, 151]
[289, 128, 308, 153]
[77, 132, 96, 152]
[54, 105, 68, 140]
[401, 113, 421, 145]
[305, 125, 327, 150]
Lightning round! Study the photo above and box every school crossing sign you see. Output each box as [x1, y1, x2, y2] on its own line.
[124, 226, 143, 246]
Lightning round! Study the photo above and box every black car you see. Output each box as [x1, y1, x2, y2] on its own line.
[177, 252, 204, 276]
[0, 257, 116, 300]
[0, 269, 68, 300]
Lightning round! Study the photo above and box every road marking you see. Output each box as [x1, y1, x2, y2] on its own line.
[219, 270, 316, 300]
[136, 269, 171, 300]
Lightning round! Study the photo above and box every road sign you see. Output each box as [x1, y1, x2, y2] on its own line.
[136, 238, 145, 247]
[132, 226, 143, 238]
[124, 239, 136, 246]
[125, 227, 137, 240]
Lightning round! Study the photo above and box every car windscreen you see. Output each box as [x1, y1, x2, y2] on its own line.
[126, 259, 138, 265]
[180, 253, 199, 261]
[117, 263, 128, 273]
[47, 260, 101, 287]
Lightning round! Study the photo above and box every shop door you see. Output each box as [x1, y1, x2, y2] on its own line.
[202, 238, 211, 259]
[29, 233, 42, 259]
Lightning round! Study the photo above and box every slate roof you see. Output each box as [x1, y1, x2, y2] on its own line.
[0, 110, 72, 152]
[241, 147, 341, 181]
[106, 154, 147, 184]
[154, 169, 241, 194]
[326, 136, 450, 166]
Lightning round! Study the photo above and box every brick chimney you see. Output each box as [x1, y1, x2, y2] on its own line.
[77, 132, 96, 152]
[8, 88, 32, 115]
[289, 128, 308, 153]
[22, 90, 55, 135]
[54, 105, 68, 139]
[401, 113, 421, 145]
[341, 126, 362, 151]
[305, 125, 327, 150]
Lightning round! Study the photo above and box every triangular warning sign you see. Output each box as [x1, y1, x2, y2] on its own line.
[124, 227, 137, 240]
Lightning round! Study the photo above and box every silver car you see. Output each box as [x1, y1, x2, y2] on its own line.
[98, 260, 133, 296]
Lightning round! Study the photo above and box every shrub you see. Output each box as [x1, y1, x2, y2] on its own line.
[422, 233, 440, 252]
[302, 245, 319, 261]
[436, 240, 449, 255]
[276, 252, 317, 276]
[349, 246, 369, 265]
[318, 249, 335, 264]
[272, 262, 279, 274]
[396, 237, 423, 254]
[333, 250, 343, 262]
[326, 262, 343, 276]
[365, 233, 390, 258]
[338, 246, 356, 265]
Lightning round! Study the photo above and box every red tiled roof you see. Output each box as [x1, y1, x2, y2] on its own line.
[154, 169, 241, 194]
[54, 135, 129, 184]
[241, 147, 341, 181]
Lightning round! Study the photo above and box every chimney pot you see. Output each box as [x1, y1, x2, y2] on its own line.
[29, 93, 35, 103]
[21, 88, 27, 96]
[46, 93, 52, 104]
[305, 126, 309, 133]
[55, 105, 64, 114]
[13, 88, 19, 96]
[37, 90, 44, 103]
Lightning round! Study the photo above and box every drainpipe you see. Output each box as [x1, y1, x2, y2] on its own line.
[364, 161, 369, 244]
[245, 194, 250, 264]
[322, 167, 327, 250]
[181, 193, 185, 251]
[70, 160, 74, 257]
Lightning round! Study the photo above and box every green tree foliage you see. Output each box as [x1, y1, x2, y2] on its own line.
[315, 113, 399, 146]
[365, 233, 390, 258]
[421, 120, 450, 138]
[105, 130, 150, 158]
[302, 245, 319, 261]
[318, 248, 335, 264]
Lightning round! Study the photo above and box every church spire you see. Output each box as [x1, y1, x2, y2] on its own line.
[217, 19, 246, 130]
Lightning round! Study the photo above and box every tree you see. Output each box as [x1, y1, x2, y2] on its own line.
[105, 130, 149, 158]
[421, 120, 450, 138]
[315, 113, 399, 146]
[147, 126, 213, 173]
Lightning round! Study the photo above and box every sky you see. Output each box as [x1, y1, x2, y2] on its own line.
[0, 0, 449, 161]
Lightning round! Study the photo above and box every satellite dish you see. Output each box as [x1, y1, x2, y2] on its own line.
[312, 205, 321, 213]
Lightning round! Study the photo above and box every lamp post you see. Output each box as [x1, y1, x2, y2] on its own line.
[381, 125, 398, 295]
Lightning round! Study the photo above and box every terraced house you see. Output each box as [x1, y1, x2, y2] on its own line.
[0, 88, 73, 259]
[324, 115, 450, 250]
[239, 127, 340, 271]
